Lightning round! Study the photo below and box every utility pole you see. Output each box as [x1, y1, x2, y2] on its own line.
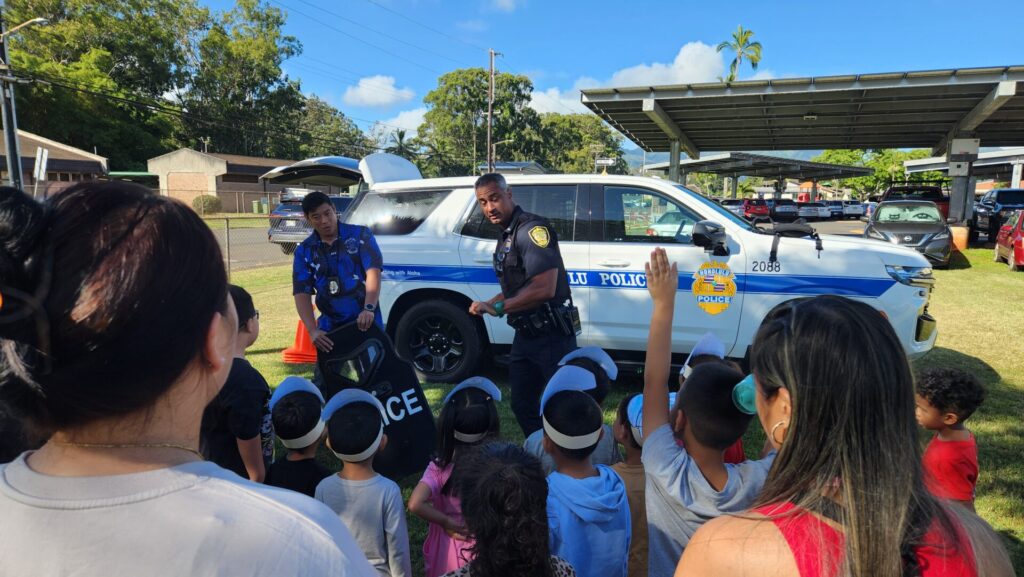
[0, 9, 23, 190]
[200, 136, 211, 153]
[486, 48, 501, 173]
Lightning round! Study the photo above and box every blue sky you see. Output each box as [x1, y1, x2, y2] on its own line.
[205, 0, 1024, 147]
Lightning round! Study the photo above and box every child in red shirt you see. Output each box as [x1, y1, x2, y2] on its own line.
[914, 367, 986, 509]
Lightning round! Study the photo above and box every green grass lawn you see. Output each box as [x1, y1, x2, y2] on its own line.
[233, 248, 1024, 573]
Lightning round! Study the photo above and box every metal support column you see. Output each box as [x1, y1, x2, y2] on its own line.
[947, 138, 979, 224]
[1012, 162, 1023, 188]
[669, 141, 681, 183]
[810, 180, 819, 202]
[728, 177, 738, 199]
[0, 12, 23, 190]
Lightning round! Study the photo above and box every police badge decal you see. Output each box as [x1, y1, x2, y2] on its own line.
[528, 226, 550, 248]
[691, 261, 737, 315]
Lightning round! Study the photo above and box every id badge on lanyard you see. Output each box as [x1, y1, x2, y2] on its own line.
[318, 244, 342, 297]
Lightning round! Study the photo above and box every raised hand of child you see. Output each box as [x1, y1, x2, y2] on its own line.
[645, 247, 678, 307]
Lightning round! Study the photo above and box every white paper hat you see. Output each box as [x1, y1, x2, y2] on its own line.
[626, 392, 677, 445]
[323, 390, 387, 462]
[444, 376, 502, 405]
[681, 332, 726, 378]
[540, 366, 602, 450]
[269, 376, 323, 411]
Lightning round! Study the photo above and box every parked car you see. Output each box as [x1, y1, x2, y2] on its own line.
[771, 198, 798, 220]
[879, 183, 950, 219]
[797, 202, 831, 221]
[645, 209, 695, 237]
[864, 201, 952, 267]
[719, 198, 745, 217]
[268, 193, 354, 254]
[825, 200, 845, 219]
[741, 198, 770, 219]
[842, 200, 866, 219]
[972, 188, 1024, 242]
[993, 209, 1024, 271]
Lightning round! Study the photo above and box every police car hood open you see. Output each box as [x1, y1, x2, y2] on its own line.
[260, 153, 421, 188]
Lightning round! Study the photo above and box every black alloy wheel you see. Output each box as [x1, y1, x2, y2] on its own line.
[394, 300, 483, 383]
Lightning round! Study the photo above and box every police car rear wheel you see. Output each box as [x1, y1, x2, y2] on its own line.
[395, 300, 482, 383]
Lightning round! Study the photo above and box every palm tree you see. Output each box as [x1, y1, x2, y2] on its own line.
[716, 26, 763, 83]
[385, 129, 419, 161]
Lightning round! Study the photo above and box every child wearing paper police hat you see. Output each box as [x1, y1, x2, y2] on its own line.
[677, 332, 747, 464]
[541, 365, 631, 577]
[264, 377, 331, 497]
[408, 377, 502, 577]
[523, 347, 622, 475]
[640, 247, 775, 576]
[315, 390, 412, 577]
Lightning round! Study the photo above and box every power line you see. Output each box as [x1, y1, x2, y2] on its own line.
[286, 0, 476, 68]
[268, 0, 444, 75]
[23, 71, 481, 164]
[358, 0, 490, 53]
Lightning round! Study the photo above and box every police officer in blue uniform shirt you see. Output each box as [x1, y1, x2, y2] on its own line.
[293, 192, 383, 382]
[469, 173, 580, 436]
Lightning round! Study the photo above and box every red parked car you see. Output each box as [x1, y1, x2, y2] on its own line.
[993, 209, 1024, 272]
[742, 198, 770, 219]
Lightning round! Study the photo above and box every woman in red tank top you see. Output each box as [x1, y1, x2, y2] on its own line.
[674, 296, 1011, 577]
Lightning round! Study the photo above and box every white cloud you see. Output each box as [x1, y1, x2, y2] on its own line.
[608, 42, 723, 86]
[342, 75, 415, 108]
[529, 87, 588, 114]
[527, 43, 724, 116]
[749, 69, 776, 81]
[380, 107, 428, 136]
[491, 0, 517, 12]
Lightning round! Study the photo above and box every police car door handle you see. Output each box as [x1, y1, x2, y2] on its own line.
[472, 257, 492, 263]
[597, 259, 631, 268]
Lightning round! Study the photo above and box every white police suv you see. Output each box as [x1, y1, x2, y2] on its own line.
[267, 154, 938, 383]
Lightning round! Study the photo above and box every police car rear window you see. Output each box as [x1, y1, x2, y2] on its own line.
[346, 189, 451, 235]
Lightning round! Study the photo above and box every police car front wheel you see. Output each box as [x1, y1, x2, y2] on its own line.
[394, 299, 483, 383]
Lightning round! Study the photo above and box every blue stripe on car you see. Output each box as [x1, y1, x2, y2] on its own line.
[382, 265, 895, 298]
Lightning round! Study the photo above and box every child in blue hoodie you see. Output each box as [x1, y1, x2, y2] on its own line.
[541, 366, 631, 577]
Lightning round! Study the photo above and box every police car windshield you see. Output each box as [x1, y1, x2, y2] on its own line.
[672, 185, 754, 230]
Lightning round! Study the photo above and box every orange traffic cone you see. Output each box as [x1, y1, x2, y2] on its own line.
[282, 321, 318, 364]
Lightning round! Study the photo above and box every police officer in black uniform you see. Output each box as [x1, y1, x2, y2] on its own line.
[469, 173, 580, 436]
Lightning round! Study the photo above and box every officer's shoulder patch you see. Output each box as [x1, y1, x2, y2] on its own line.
[528, 226, 550, 248]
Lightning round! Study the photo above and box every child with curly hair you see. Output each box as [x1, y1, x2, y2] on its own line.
[443, 442, 576, 577]
[915, 367, 986, 509]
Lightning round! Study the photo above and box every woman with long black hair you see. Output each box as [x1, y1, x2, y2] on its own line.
[668, 279, 1012, 576]
[0, 183, 374, 576]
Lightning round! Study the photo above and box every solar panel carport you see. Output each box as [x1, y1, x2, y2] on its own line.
[581, 65, 1024, 222]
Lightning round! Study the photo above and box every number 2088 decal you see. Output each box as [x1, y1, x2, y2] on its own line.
[752, 260, 782, 273]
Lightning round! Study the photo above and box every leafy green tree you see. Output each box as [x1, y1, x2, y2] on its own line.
[418, 68, 542, 175]
[538, 113, 627, 174]
[716, 25, 762, 82]
[812, 148, 946, 198]
[294, 95, 372, 159]
[7, 0, 208, 169]
[177, 0, 303, 157]
[385, 129, 419, 161]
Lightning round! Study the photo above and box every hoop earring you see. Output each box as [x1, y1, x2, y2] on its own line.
[770, 420, 788, 445]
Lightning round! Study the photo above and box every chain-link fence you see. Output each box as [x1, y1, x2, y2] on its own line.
[203, 216, 295, 278]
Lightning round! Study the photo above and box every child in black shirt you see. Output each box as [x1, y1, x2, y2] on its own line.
[265, 376, 331, 497]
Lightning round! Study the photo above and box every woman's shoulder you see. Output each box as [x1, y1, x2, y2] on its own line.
[678, 512, 797, 577]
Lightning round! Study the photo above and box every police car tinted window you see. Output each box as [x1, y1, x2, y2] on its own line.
[601, 186, 702, 243]
[461, 184, 579, 241]
[347, 189, 450, 235]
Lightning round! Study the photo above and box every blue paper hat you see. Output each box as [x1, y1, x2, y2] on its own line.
[559, 346, 618, 381]
[323, 389, 386, 422]
[626, 392, 677, 444]
[443, 376, 502, 405]
[539, 365, 597, 415]
[270, 376, 324, 411]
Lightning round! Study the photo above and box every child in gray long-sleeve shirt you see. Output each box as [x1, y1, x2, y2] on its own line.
[316, 390, 412, 577]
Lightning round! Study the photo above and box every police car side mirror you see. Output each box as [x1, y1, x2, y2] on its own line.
[692, 220, 729, 256]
